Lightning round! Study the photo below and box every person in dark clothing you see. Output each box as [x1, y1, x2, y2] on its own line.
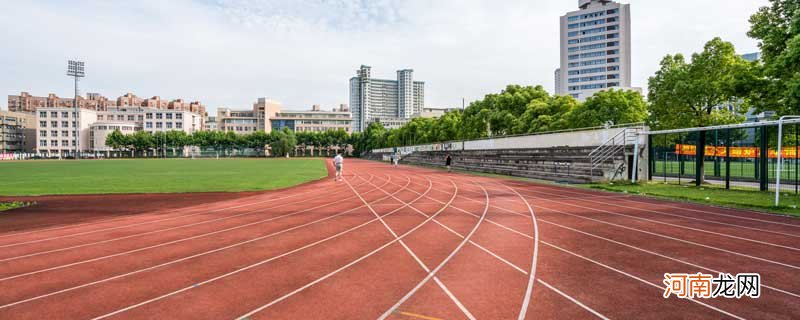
[445, 154, 452, 172]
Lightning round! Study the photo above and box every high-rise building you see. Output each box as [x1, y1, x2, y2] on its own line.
[554, 68, 563, 95]
[558, 0, 633, 101]
[349, 65, 425, 132]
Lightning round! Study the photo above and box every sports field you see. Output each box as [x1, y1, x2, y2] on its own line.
[0, 158, 327, 196]
[0, 159, 797, 319]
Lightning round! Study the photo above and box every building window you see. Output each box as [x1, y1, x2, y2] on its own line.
[166, 122, 173, 129]
[51, 140, 58, 147]
[51, 121, 58, 127]
[138, 115, 144, 121]
[60, 121, 68, 127]
[62, 112, 69, 118]
[156, 122, 163, 129]
[40, 140, 47, 147]
[62, 130, 69, 137]
[146, 113, 153, 119]
[72, 130, 76, 137]
[128, 115, 134, 121]
[40, 130, 47, 137]
[117, 115, 124, 121]
[166, 113, 173, 119]
[39, 111, 47, 118]
[40, 121, 47, 127]
[72, 112, 76, 118]
[146, 122, 152, 129]
[72, 121, 77, 128]
[176, 122, 183, 129]
[51, 112, 58, 118]
[156, 113, 163, 119]
[51, 130, 58, 137]
[175, 113, 182, 120]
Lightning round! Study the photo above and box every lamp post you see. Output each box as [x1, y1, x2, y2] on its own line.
[67, 60, 85, 159]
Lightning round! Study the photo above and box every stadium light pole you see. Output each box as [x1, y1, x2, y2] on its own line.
[67, 60, 85, 159]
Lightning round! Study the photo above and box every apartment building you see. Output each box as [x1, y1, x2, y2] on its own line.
[35, 107, 97, 156]
[557, 0, 633, 101]
[270, 105, 353, 133]
[0, 111, 36, 152]
[9, 92, 207, 116]
[349, 65, 425, 132]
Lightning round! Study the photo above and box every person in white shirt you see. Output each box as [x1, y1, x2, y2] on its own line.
[333, 152, 344, 181]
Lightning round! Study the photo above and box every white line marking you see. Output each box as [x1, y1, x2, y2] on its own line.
[0, 186, 327, 249]
[92, 173, 444, 319]
[0, 188, 321, 239]
[535, 204, 800, 270]
[0, 174, 400, 309]
[537, 279, 611, 320]
[511, 182, 800, 228]
[0, 177, 379, 262]
[378, 182, 487, 320]
[0, 176, 387, 282]
[541, 240, 745, 320]
[234, 176, 459, 320]
[539, 218, 800, 298]
[519, 189, 800, 251]
[356, 175, 476, 320]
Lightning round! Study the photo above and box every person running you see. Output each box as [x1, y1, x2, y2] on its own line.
[445, 153, 452, 172]
[392, 153, 399, 167]
[333, 152, 344, 181]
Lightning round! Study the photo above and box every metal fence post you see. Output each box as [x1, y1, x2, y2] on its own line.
[760, 125, 768, 191]
[648, 134, 654, 181]
[696, 130, 706, 187]
[725, 128, 731, 190]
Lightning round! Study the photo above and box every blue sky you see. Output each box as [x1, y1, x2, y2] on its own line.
[0, 0, 768, 112]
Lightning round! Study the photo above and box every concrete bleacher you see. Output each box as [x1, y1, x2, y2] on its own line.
[392, 146, 626, 183]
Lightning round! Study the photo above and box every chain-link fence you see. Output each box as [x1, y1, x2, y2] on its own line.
[648, 121, 800, 195]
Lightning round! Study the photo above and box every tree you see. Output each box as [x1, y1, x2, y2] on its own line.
[105, 129, 128, 156]
[748, 0, 800, 115]
[129, 130, 154, 157]
[270, 128, 297, 157]
[648, 37, 750, 130]
[565, 89, 647, 129]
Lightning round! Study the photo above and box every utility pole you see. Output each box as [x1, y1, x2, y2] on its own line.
[67, 60, 85, 159]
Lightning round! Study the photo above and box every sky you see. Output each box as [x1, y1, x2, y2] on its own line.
[0, 0, 769, 113]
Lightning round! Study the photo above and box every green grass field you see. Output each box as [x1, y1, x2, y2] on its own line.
[0, 158, 328, 196]
[652, 160, 800, 180]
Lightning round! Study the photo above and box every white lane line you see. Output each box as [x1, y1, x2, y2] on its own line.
[0, 176, 379, 262]
[509, 182, 800, 228]
[539, 218, 800, 298]
[0, 172, 390, 282]
[0, 176, 389, 282]
[518, 189, 800, 250]
[497, 182, 540, 320]
[0, 187, 320, 240]
[455, 185, 800, 271]
[534, 204, 800, 270]
[2, 172, 399, 312]
[356, 175, 475, 320]
[541, 240, 745, 320]
[233, 176, 459, 320]
[90, 172, 441, 320]
[378, 182, 487, 320]
[0, 186, 327, 249]
[537, 279, 611, 320]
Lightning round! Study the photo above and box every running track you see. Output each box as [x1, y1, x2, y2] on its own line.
[0, 159, 798, 319]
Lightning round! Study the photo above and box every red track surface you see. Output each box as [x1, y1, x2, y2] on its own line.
[0, 159, 798, 319]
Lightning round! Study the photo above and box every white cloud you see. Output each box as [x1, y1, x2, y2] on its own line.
[0, 0, 769, 113]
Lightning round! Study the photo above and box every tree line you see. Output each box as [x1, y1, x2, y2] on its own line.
[105, 128, 351, 157]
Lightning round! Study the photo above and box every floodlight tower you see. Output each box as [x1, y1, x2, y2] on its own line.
[67, 60, 85, 158]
